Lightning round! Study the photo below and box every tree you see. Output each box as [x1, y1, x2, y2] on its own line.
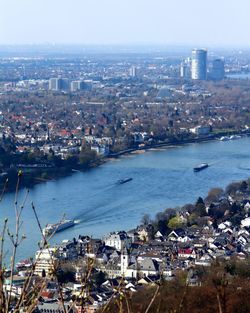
[205, 188, 224, 203]
[209, 204, 225, 219]
[57, 267, 75, 283]
[212, 218, 218, 229]
[196, 197, 204, 206]
[79, 145, 97, 167]
[229, 202, 240, 215]
[194, 197, 207, 217]
[226, 182, 241, 195]
[240, 180, 248, 192]
[93, 271, 107, 286]
[41, 172, 49, 180]
[167, 216, 184, 229]
[230, 214, 242, 226]
[187, 213, 198, 227]
[141, 214, 151, 225]
[157, 220, 168, 235]
[50, 155, 63, 167]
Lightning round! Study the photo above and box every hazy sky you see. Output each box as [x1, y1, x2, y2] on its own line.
[0, 0, 250, 47]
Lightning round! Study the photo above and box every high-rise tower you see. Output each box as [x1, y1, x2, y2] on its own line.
[191, 49, 207, 80]
[211, 59, 225, 80]
[49, 78, 69, 91]
[129, 66, 137, 77]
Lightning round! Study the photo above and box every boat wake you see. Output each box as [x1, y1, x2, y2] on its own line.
[74, 219, 82, 224]
[238, 166, 250, 171]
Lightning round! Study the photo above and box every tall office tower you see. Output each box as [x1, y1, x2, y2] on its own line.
[49, 78, 60, 91]
[180, 62, 189, 79]
[191, 49, 207, 80]
[129, 66, 137, 77]
[49, 78, 69, 91]
[60, 78, 70, 90]
[211, 59, 225, 80]
[71, 80, 85, 92]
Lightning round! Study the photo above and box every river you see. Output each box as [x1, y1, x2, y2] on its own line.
[1, 136, 250, 261]
[227, 73, 250, 79]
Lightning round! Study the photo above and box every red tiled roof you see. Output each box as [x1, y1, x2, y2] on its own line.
[178, 249, 193, 254]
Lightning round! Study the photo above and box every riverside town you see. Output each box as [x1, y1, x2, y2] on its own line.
[4, 177, 250, 312]
[0, 48, 250, 191]
[1, 45, 250, 312]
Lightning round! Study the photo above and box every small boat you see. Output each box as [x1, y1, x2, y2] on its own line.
[42, 219, 76, 237]
[219, 135, 241, 141]
[229, 135, 241, 140]
[193, 163, 209, 172]
[117, 178, 133, 184]
[16, 259, 33, 270]
[219, 136, 230, 141]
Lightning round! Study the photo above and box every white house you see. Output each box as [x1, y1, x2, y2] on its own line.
[103, 231, 132, 251]
[34, 247, 59, 276]
[241, 217, 250, 228]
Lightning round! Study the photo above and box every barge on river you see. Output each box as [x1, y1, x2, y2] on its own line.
[193, 163, 209, 172]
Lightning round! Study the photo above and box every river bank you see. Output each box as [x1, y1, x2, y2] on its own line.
[0, 157, 105, 193]
[2, 134, 250, 260]
[1, 129, 249, 194]
[108, 129, 250, 158]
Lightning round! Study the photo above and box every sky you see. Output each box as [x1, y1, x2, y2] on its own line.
[0, 0, 250, 47]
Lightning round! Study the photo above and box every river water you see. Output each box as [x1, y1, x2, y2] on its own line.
[227, 73, 250, 79]
[1, 136, 250, 261]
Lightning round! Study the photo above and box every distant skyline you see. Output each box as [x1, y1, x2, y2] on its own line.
[1, 0, 250, 48]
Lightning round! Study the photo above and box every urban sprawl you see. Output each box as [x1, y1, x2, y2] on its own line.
[1, 46, 250, 312]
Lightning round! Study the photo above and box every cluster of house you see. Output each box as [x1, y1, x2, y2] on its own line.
[5, 206, 250, 312]
[14, 130, 111, 159]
